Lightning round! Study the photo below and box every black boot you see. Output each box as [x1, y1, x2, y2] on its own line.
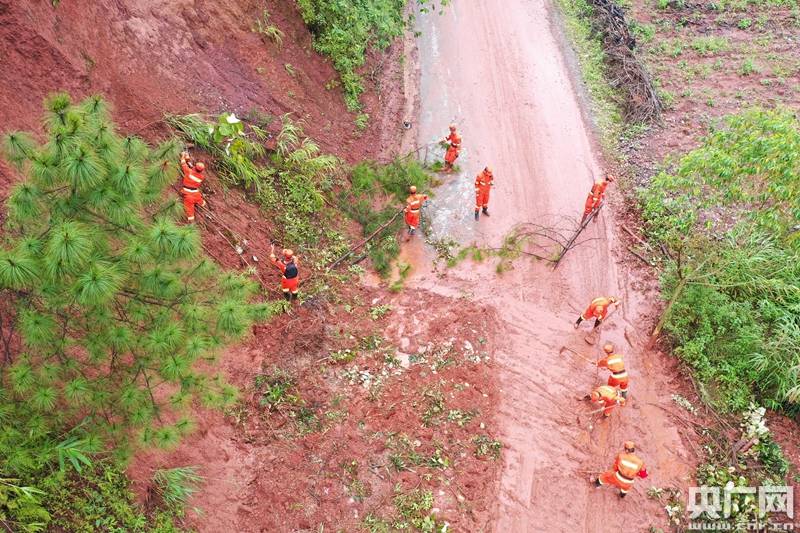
[619, 491, 627, 499]
[574, 317, 583, 329]
[291, 293, 299, 302]
[594, 478, 602, 487]
[474, 210, 479, 221]
[283, 292, 291, 301]
[482, 207, 490, 217]
[593, 318, 602, 329]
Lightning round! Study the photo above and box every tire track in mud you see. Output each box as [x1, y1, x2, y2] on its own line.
[407, 1, 697, 531]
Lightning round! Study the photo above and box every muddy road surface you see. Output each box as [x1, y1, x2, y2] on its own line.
[407, 1, 696, 531]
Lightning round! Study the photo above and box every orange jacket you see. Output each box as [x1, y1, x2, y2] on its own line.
[614, 452, 647, 482]
[591, 179, 609, 198]
[474, 170, 493, 193]
[181, 162, 205, 190]
[583, 297, 615, 320]
[592, 385, 623, 407]
[271, 256, 299, 279]
[598, 352, 627, 380]
[405, 193, 428, 213]
[445, 131, 462, 148]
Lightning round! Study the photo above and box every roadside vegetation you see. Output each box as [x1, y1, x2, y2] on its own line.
[296, 0, 449, 111]
[167, 113, 432, 278]
[641, 108, 800, 414]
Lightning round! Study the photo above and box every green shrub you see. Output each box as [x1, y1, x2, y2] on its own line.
[641, 108, 800, 413]
[296, 0, 408, 110]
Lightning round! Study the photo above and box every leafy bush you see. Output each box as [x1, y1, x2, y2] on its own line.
[296, 0, 408, 110]
[641, 108, 800, 413]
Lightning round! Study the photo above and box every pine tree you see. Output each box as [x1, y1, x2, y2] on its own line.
[0, 93, 271, 450]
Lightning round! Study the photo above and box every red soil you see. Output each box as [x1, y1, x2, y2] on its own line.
[0, 0, 408, 196]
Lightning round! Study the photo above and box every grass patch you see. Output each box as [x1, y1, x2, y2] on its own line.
[553, 0, 624, 153]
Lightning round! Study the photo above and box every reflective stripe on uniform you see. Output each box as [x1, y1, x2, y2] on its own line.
[615, 470, 634, 484]
[187, 173, 203, 184]
[182, 187, 199, 193]
[612, 370, 628, 379]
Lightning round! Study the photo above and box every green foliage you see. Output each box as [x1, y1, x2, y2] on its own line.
[342, 159, 432, 276]
[641, 108, 800, 413]
[296, 0, 408, 110]
[0, 478, 48, 532]
[0, 94, 267, 448]
[152, 466, 203, 513]
[690, 36, 730, 56]
[253, 9, 284, 48]
[553, 0, 623, 152]
[167, 113, 338, 247]
[41, 460, 184, 532]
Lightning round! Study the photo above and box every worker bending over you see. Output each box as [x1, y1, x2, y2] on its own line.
[593, 441, 648, 498]
[582, 174, 614, 222]
[575, 296, 620, 330]
[590, 384, 625, 418]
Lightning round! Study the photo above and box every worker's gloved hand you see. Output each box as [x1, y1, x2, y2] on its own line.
[638, 468, 648, 479]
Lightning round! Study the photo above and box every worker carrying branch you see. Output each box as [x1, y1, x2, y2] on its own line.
[574, 296, 620, 330]
[180, 151, 207, 222]
[597, 343, 629, 399]
[441, 124, 462, 172]
[593, 441, 648, 498]
[270, 245, 300, 301]
[581, 174, 615, 223]
[474, 166, 494, 221]
[404, 185, 428, 240]
[590, 384, 625, 418]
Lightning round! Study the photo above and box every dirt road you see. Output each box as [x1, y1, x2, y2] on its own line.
[407, 1, 696, 530]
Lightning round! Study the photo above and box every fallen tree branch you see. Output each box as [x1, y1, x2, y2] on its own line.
[327, 207, 404, 271]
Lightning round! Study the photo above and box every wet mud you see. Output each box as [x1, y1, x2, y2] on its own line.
[408, 1, 698, 530]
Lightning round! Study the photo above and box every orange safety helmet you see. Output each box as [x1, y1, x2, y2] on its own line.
[195, 161, 206, 172]
[603, 343, 614, 354]
[449, 123, 457, 131]
[623, 441, 635, 452]
[283, 249, 294, 259]
[409, 185, 417, 193]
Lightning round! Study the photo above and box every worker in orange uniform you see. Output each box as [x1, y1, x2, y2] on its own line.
[474, 166, 494, 221]
[597, 343, 629, 399]
[404, 185, 428, 239]
[581, 174, 615, 223]
[270, 245, 300, 301]
[593, 441, 648, 498]
[574, 296, 620, 330]
[590, 384, 625, 417]
[441, 124, 462, 172]
[179, 151, 207, 222]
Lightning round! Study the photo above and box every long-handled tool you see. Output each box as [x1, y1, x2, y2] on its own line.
[559, 346, 597, 365]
